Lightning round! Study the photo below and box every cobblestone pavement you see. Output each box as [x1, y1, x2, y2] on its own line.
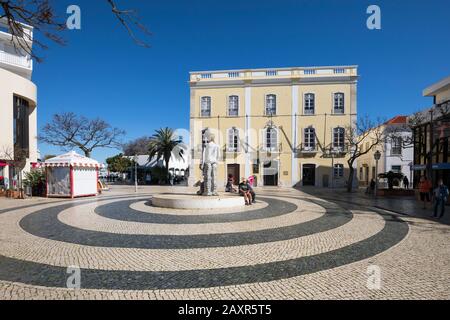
[0, 186, 449, 299]
[298, 186, 450, 225]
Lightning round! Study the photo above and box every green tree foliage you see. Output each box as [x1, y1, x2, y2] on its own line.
[106, 154, 132, 173]
[148, 127, 184, 172]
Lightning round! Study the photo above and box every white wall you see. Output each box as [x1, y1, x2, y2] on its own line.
[0, 67, 37, 185]
[73, 168, 97, 197]
[384, 131, 414, 183]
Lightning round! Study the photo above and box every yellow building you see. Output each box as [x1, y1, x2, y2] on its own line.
[189, 66, 358, 187]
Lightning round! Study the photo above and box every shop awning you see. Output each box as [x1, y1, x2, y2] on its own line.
[412, 163, 450, 171]
[0, 162, 9, 167]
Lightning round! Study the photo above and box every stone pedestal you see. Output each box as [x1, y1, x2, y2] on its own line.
[152, 193, 245, 209]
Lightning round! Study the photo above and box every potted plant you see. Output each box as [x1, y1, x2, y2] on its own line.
[6, 188, 16, 198]
[23, 169, 46, 197]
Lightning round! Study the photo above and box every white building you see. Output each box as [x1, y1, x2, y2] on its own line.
[0, 18, 37, 189]
[123, 143, 190, 183]
[357, 116, 414, 187]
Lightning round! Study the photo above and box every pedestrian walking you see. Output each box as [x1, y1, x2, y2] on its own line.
[403, 176, 409, 189]
[433, 179, 449, 219]
[418, 176, 432, 209]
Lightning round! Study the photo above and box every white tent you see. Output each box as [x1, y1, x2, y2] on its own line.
[44, 151, 102, 198]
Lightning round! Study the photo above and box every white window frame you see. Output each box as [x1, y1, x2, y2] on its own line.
[333, 92, 345, 114]
[200, 96, 211, 117]
[264, 127, 278, 152]
[391, 137, 402, 156]
[333, 127, 345, 150]
[265, 94, 277, 116]
[304, 127, 316, 150]
[228, 95, 239, 117]
[227, 127, 240, 152]
[334, 164, 344, 178]
[304, 93, 315, 115]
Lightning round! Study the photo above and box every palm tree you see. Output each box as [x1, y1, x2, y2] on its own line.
[148, 128, 184, 177]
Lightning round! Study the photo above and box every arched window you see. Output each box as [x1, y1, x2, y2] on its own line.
[304, 127, 316, 150]
[304, 93, 315, 115]
[333, 93, 345, 114]
[265, 127, 278, 151]
[333, 127, 345, 149]
[266, 94, 277, 115]
[201, 96, 211, 117]
[228, 95, 239, 116]
[227, 127, 240, 152]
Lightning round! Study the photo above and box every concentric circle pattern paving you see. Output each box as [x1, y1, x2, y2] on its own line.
[0, 189, 409, 292]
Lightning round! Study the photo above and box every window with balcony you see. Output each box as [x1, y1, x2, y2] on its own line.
[333, 127, 345, 150]
[266, 94, 277, 116]
[265, 127, 278, 151]
[304, 127, 316, 150]
[304, 93, 315, 115]
[227, 127, 240, 152]
[334, 164, 344, 177]
[200, 97, 211, 117]
[228, 95, 239, 116]
[391, 137, 402, 156]
[333, 93, 345, 114]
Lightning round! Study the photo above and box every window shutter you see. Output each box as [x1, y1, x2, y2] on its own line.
[273, 129, 278, 151]
[264, 94, 267, 116]
[331, 92, 335, 114]
[237, 128, 241, 152]
[263, 128, 267, 151]
[299, 126, 304, 148]
[331, 127, 335, 149]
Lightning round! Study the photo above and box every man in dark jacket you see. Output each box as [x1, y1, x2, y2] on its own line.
[433, 179, 449, 219]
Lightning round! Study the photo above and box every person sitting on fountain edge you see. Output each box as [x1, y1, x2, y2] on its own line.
[239, 178, 253, 206]
[246, 178, 256, 204]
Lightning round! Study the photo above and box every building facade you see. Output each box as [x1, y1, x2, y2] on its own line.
[412, 76, 450, 187]
[125, 142, 190, 184]
[189, 66, 358, 187]
[357, 116, 413, 188]
[0, 18, 37, 189]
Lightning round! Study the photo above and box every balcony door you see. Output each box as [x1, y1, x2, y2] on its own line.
[263, 161, 278, 186]
[227, 164, 240, 185]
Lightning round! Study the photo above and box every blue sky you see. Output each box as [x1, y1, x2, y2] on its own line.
[34, 0, 450, 162]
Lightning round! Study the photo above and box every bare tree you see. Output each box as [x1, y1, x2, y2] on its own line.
[344, 116, 385, 192]
[122, 136, 152, 156]
[40, 112, 125, 158]
[0, 0, 151, 62]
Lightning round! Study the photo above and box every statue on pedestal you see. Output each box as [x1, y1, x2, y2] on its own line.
[200, 133, 219, 196]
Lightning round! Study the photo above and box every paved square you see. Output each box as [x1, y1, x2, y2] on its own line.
[0, 186, 449, 299]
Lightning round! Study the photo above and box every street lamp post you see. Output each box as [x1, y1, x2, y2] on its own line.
[134, 155, 138, 193]
[374, 150, 381, 198]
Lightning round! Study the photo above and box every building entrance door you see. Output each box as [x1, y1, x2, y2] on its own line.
[302, 164, 316, 186]
[227, 164, 240, 185]
[263, 161, 278, 186]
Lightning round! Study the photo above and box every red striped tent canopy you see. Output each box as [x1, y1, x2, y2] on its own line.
[44, 151, 104, 169]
